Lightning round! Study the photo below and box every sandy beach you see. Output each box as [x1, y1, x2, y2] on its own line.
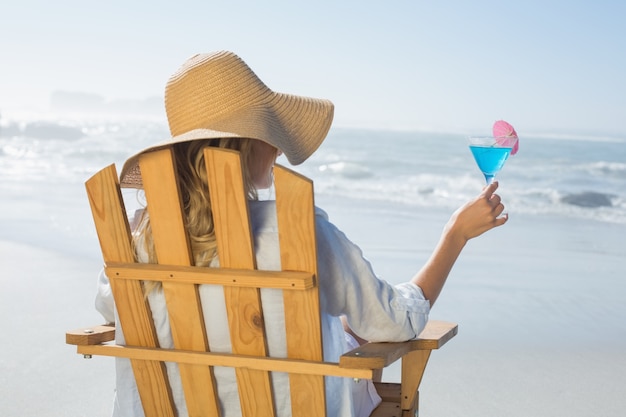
[0, 240, 113, 417]
[2, 190, 625, 416]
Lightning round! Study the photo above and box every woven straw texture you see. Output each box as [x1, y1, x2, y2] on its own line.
[120, 51, 333, 188]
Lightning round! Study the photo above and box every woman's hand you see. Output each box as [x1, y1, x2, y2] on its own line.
[446, 181, 508, 243]
[411, 182, 508, 307]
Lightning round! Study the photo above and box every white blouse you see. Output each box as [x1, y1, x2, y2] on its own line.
[96, 200, 430, 417]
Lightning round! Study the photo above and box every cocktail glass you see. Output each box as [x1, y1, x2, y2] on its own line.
[468, 136, 515, 184]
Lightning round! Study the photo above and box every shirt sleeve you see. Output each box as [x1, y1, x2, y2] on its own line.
[95, 268, 116, 324]
[314, 208, 430, 343]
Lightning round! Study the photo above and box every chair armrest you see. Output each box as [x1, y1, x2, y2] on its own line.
[66, 324, 115, 346]
[339, 320, 457, 369]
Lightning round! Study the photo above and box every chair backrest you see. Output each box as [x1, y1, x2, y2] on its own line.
[85, 147, 328, 417]
[72, 145, 459, 417]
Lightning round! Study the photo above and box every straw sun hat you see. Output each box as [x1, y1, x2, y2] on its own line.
[120, 50, 334, 188]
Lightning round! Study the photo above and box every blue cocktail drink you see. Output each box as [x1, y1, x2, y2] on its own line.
[468, 136, 513, 184]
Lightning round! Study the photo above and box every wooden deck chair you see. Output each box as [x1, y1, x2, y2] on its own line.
[66, 147, 457, 417]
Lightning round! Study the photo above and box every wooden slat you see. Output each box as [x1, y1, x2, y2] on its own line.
[416, 320, 459, 348]
[339, 320, 458, 369]
[85, 164, 175, 417]
[373, 382, 401, 403]
[77, 344, 375, 379]
[139, 149, 221, 417]
[370, 401, 401, 417]
[204, 148, 275, 417]
[105, 263, 315, 290]
[400, 350, 430, 412]
[274, 164, 326, 417]
[86, 165, 135, 265]
[66, 324, 115, 345]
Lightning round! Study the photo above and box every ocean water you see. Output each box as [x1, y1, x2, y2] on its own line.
[300, 128, 626, 225]
[2, 115, 625, 233]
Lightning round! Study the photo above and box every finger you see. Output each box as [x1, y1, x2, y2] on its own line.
[490, 193, 502, 206]
[494, 212, 509, 226]
[493, 201, 505, 217]
[481, 181, 499, 198]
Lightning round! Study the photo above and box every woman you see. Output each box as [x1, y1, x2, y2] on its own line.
[96, 51, 507, 417]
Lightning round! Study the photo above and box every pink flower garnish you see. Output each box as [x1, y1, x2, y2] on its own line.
[493, 120, 519, 155]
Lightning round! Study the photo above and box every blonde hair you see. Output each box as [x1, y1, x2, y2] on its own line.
[136, 137, 262, 294]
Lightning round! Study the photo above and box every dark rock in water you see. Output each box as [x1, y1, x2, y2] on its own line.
[561, 191, 613, 208]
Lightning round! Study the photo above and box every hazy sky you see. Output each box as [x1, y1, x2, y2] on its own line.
[2, 1, 625, 136]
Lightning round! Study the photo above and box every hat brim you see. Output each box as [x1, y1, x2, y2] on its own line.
[120, 128, 243, 188]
